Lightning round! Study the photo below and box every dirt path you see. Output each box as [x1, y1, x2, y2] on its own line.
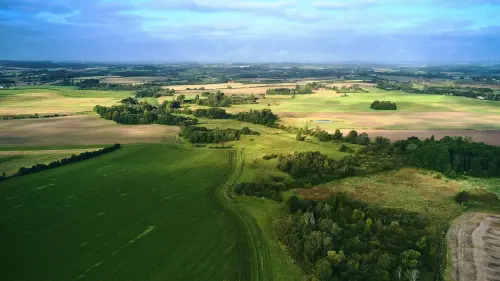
[447, 212, 500, 281]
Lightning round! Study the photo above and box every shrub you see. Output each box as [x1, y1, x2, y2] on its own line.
[455, 191, 470, 203]
[370, 100, 397, 110]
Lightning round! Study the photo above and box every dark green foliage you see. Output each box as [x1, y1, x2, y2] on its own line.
[332, 129, 343, 142]
[296, 132, 306, 141]
[346, 130, 358, 144]
[196, 91, 232, 107]
[370, 100, 397, 110]
[277, 151, 398, 184]
[235, 182, 283, 201]
[275, 194, 436, 281]
[233, 109, 279, 127]
[266, 84, 315, 95]
[14, 144, 121, 178]
[339, 143, 351, 153]
[179, 126, 255, 143]
[94, 103, 197, 126]
[356, 133, 371, 145]
[395, 136, 500, 177]
[377, 81, 500, 101]
[193, 108, 229, 119]
[455, 191, 470, 203]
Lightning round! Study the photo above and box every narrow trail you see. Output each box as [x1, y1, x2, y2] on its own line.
[210, 149, 272, 281]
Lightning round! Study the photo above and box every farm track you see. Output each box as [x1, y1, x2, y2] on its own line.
[210, 149, 272, 281]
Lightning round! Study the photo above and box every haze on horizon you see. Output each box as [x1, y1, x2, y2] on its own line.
[1, 0, 500, 63]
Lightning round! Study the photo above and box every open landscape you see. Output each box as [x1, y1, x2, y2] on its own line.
[2, 24, 500, 281]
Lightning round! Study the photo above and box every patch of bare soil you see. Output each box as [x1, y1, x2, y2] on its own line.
[447, 212, 500, 281]
[0, 115, 179, 147]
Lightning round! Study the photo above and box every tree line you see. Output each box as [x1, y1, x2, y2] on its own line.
[194, 91, 256, 107]
[179, 126, 256, 144]
[276, 193, 437, 281]
[377, 81, 500, 101]
[0, 144, 121, 183]
[266, 84, 315, 95]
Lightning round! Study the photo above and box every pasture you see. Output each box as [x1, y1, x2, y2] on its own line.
[0, 115, 179, 147]
[0, 145, 240, 281]
[0, 148, 101, 176]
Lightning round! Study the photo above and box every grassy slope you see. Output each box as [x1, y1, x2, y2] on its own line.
[0, 144, 240, 281]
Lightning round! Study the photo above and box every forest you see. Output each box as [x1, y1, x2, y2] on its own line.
[276, 193, 437, 281]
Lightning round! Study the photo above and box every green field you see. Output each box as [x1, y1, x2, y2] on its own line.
[0, 144, 243, 281]
[0, 148, 101, 176]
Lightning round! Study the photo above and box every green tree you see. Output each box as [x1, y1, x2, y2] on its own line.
[315, 259, 333, 281]
[356, 132, 370, 145]
[400, 249, 421, 268]
[346, 130, 358, 144]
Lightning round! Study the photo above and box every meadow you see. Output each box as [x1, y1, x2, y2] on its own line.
[0, 144, 242, 281]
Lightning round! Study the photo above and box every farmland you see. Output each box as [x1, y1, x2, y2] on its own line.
[0, 145, 243, 281]
[1, 62, 500, 281]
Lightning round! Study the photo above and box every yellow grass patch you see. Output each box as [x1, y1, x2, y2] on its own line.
[0, 92, 120, 115]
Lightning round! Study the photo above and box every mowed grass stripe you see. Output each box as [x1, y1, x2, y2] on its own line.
[0, 144, 239, 281]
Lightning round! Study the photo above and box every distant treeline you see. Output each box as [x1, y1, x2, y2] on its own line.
[370, 100, 397, 110]
[266, 84, 316, 95]
[179, 126, 257, 144]
[377, 81, 500, 101]
[2, 113, 72, 120]
[0, 144, 121, 182]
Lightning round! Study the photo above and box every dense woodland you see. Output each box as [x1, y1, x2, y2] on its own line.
[194, 91, 257, 107]
[377, 81, 500, 101]
[276, 194, 437, 281]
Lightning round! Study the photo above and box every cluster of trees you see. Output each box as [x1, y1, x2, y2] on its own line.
[377, 81, 500, 101]
[288, 127, 371, 146]
[235, 182, 284, 201]
[192, 108, 230, 119]
[276, 193, 437, 281]
[196, 91, 232, 107]
[371, 101, 397, 110]
[393, 136, 500, 177]
[0, 144, 121, 182]
[233, 109, 278, 127]
[277, 151, 398, 184]
[94, 101, 197, 126]
[179, 126, 255, 143]
[135, 86, 175, 98]
[266, 84, 315, 95]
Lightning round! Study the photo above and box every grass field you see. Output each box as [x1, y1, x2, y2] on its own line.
[0, 87, 130, 115]
[0, 148, 101, 176]
[0, 115, 179, 147]
[0, 144, 242, 281]
[301, 168, 465, 226]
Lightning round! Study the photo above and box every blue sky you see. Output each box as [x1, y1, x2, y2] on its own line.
[1, 0, 499, 62]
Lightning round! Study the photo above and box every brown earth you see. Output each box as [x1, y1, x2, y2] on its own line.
[447, 212, 500, 281]
[0, 115, 179, 147]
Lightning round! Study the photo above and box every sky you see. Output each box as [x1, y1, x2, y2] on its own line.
[1, 0, 499, 63]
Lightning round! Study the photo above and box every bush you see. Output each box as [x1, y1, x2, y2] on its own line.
[455, 191, 470, 203]
[263, 154, 278, 160]
[370, 100, 397, 110]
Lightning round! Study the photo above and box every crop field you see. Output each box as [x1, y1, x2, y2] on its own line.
[0, 144, 242, 281]
[0, 87, 130, 115]
[0, 115, 179, 147]
[0, 148, 101, 176]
